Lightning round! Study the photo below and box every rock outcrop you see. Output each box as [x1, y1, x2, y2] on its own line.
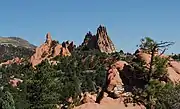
[74, 90, 145, 109]
[103, 49, 180, 101]
[74, 97, 145, 109]
[106, 61, 127, 93]
[135, 49, 180, 83]
[9, 78, 23, 87]
[74, 102, 144, 109]
[30, 33, 74, 67]
[9, 75, 23, 87]
[80, 92, 97, 104]
[73, 60, 142, 109]
[0, 57, 22, 66]
[81, 25, 116, 53]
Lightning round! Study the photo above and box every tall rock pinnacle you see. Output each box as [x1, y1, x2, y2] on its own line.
[45, 32, 52, 46]
[96, 25, 116, 53]
[81, 25, 116, 53]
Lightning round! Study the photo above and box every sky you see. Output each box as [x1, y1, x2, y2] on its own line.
[0, 0, 180, 54]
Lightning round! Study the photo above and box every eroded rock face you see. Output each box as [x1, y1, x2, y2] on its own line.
[30, 33, 74, 67]
[81, 25, 116, 53]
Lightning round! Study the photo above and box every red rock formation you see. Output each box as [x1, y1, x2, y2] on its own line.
[0, 57, 22, 66]
[75, 91, 145, 109]
[80, 92, 97, 104]
[107, 65, 123, 92]
[169, 61, 180, 74]
[30, 32, 74, 67]
[73, 53, 147, 109]
[106, 61, 128, 94]
[81, 25, 116, 53]
[74, 99, 145, 109]
[167, 67, 180, 82]
[135, 49, 180, 83]
[9, 78, 23, 87]
[113, 61, 129, 71]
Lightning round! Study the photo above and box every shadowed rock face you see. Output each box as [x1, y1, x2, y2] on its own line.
[81, 25, 116, 53]
[30, 32, 74, 67]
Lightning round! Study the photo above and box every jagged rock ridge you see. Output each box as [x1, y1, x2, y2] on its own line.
[30, 32, 75, 67]
[81, 25, 116, 53]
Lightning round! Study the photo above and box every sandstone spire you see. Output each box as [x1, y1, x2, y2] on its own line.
[45, 32, 52, 46]
[81, 25, 116, 53]
[96, 26, 116, 53]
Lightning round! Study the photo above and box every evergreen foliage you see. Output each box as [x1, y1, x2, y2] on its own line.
[0, 49, 108, 109]
[155, 83, 180, 109]
[1, 91, 15, 109]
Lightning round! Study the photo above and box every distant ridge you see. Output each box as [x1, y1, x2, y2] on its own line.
[0, 36, 36, 62]
[0, 36, 36, 50]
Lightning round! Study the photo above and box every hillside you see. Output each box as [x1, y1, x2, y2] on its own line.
[0, 36, 36, 62]
[0, 36, 36, 49]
